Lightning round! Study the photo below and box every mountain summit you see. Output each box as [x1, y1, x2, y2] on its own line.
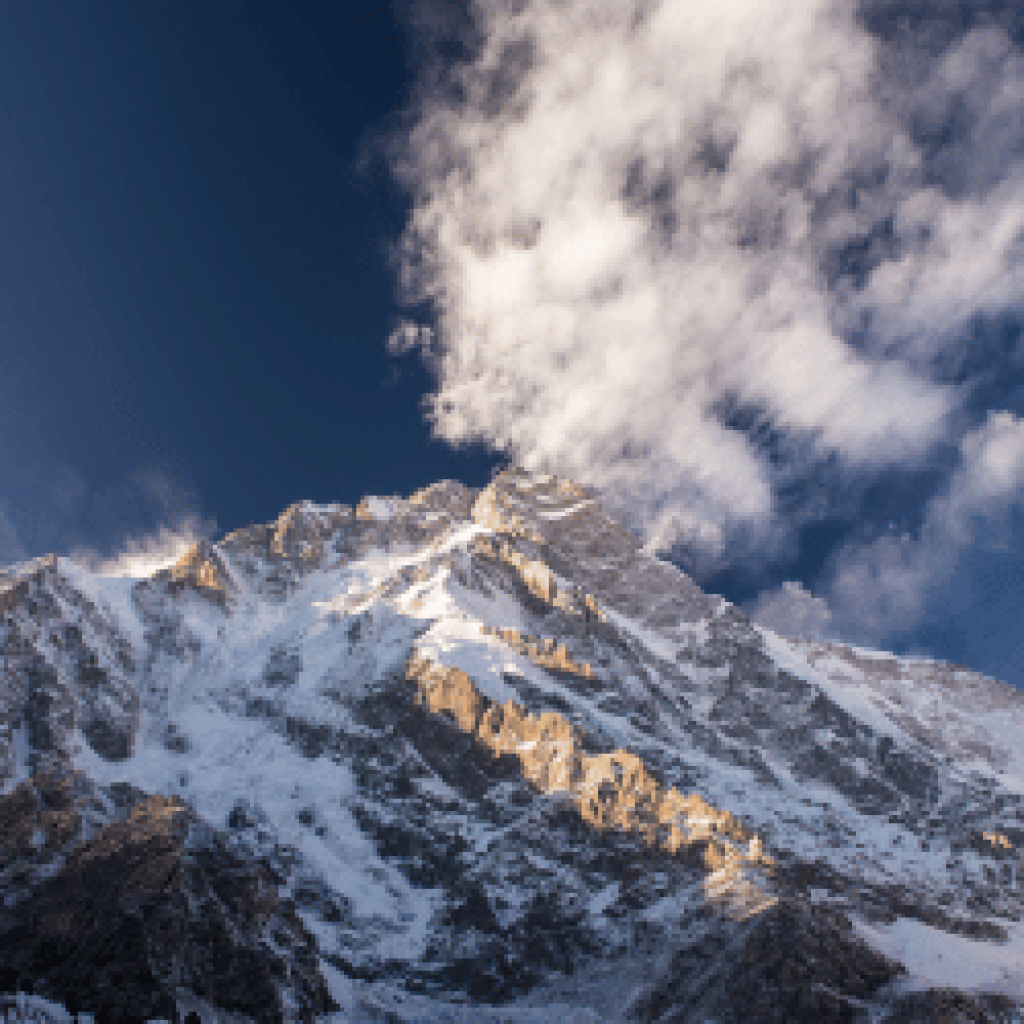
[1, 468, 1021, 1022]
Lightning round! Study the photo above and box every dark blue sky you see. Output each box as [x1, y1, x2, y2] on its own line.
[2, 1, 1022, 690]
[0, 0, 502, 561]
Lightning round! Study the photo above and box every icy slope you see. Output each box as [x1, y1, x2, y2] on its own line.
[785, 636, 1024, 794]
[1, 469, 1021, 1021]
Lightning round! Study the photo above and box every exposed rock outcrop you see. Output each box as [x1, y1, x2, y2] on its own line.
[407, 653, 777, 921]
[1, 558, 138, 790]
[880, 988, 1020, 1023]
[160, 541, 237, 606]
[626, 899, 903, 1023]
[0, 771, 336, 1023]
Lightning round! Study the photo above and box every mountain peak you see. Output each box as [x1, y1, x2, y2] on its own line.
[1, 470, 1021, 1021]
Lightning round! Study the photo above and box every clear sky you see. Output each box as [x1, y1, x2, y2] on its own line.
[0, 1, 505, 561]
[3, 1, 1023, 690]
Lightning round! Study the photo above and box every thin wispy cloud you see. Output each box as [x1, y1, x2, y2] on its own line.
[376, 0, 1024, 665]
[752, 411, 1024, 644]
[71, 520, 206, 579]
[2, 465, 214, 579]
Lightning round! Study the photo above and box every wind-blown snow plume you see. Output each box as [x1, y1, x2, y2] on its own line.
[72, 520, 207, 579]
[380, 0, 1024, 652]
[1, 465, 213, 581]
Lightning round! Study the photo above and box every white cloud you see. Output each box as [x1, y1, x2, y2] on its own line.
[752, 410, 1024, 645]
[71, 520, 205, 579]
[746, 580, 836, 641]
[64, 469, 213, 579]
[0, 464, 215, 580]
[383, 0, 1024, 583]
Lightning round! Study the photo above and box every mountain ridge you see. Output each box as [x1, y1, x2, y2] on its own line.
[1, 467, 1021, 1021]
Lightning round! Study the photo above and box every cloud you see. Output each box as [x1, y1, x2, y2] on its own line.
[378, 0, 1024, 590]
[72, 521, 204, 579]
[745, 580, 836, 642]
[67, 468, 215, 578]
[752, 410, 1024, 645]
[1, 464, 214, 577]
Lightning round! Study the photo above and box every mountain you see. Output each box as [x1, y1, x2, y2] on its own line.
[1, 467, 1021, 1022]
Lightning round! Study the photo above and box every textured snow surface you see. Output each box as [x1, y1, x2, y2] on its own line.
[72, 562, 452, 963]
[854, 916, 1024, 1001]
[362, 496, 401, 522]
[787, 635, 1024, 795]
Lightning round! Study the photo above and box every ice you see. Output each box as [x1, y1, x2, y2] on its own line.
[3, 724, 31, 796]
[14, 472, 1021, 1018]
[587, 882, 620, 917]
[977, 708, 1024, 794]
[0, 992, 93, 1023]
[601, 605, 680, 663]
[76, 692, 443, 960]
[412, 774, 463, 803]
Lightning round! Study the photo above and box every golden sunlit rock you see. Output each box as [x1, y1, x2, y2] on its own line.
[471, 483, 546, 544]
[271, 502, 332, 563]
[167, 543, 233, 603]
[482, 625, 597, 679]
[471, 534, 609, 628]
[982, 830, 1014, 852]
[406, 652, 777, 921]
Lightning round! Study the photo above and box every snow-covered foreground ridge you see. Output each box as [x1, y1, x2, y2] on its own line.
[1, 468, 1022, 1022]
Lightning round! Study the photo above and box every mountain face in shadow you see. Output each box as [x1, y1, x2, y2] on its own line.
[1, 469, 1021, 1022]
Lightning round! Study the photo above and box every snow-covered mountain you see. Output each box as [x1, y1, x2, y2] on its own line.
[1, 468, 1021, 1022]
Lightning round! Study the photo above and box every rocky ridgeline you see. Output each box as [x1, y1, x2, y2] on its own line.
[144, 481, 482, 610]
[479, 626, 599, 679]
[469, 533, 609, 628]
[407, 652, 777, 922]
[0, 468, 1021, 1021]
[468, 469, 718, 633]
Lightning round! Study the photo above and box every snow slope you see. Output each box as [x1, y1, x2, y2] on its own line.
[2, 469, 1020, 1021]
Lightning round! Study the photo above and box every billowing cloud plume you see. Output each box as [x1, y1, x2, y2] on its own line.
[745, 580, 837, 643]
[378, 0, 1024, 657]
[67, 468, 215, 578]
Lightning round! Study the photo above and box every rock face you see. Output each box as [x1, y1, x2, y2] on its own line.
[0, 771, 336, 1023]
[408, 653, 778, 922]
[0, 556, 138, 787]
[626, 899, 902, 1023]
[1, 468, 1021, 1021]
